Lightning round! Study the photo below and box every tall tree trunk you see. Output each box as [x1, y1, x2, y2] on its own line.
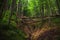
[47, 0, 51, 26]
[40, 3, 44, 27]
[0, 0, 8, 19]
[56, 0, 60, 14]
[8, 0, 16, 25]
[0, 0, 3, 19]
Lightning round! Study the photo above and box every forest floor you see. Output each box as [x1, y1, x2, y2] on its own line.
[31, 22, 59, 40]
[20, 16, 60, 40]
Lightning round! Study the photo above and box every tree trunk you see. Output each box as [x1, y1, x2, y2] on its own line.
[56, 0, 60, 14]
[0, 0, 8, 19]
[8, 0, 16, 25]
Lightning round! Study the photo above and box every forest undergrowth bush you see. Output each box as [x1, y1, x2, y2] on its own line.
[0, 23, 26, 40]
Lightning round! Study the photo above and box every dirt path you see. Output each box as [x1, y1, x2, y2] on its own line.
[31, 22, 58, 40]
[19, 17, 60, 40]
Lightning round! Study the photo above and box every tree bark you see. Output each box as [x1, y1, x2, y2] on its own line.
[8, 0, 16, 25]
[56, 0, 60, 14]
[0, 0, 8, 19]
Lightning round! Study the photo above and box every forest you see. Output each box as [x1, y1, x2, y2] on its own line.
[0, 0, 60, 40]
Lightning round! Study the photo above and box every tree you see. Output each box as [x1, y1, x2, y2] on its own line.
[0, 0, 8, 20]
[8, 0, 16, 25]
[56, 0, 60, 15]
